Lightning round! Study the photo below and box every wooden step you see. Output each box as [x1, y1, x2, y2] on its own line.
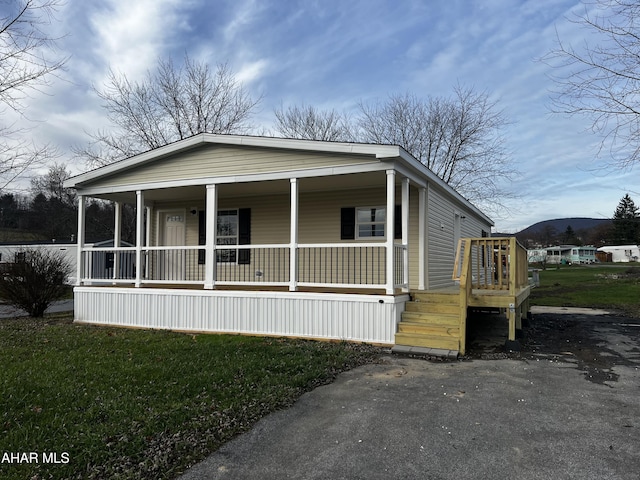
[397, 291, 464, 352]
[411, 291, 461, 305]
[405, 301, 460, 315]
[395, 332, 460, 351]
[401, 311, 460, 326]
[398, 322, 459, 337]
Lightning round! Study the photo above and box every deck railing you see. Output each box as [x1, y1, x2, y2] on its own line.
[79, 243, 404, 290]
[453, 237, 529, 292]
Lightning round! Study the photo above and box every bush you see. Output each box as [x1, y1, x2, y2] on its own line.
[0, 249, 72, 317]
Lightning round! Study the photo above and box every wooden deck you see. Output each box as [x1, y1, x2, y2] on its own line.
[395, 238, 532, 356]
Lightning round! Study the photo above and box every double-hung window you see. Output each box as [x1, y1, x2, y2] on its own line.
[216, 209, 238, 263]
[198, 208, 251, 265]
[356, 207, 386, 238]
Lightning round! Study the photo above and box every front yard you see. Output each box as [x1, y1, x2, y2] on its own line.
[0, 315, 381, 479]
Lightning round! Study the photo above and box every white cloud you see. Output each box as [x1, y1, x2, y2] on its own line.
[235, 59, 270, 85]
[88, 0, 193, 82]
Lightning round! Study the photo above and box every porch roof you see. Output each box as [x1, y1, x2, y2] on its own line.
[65, 133, 493, 226]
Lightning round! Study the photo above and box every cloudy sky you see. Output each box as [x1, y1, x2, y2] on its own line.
[6, 0, 638, 232]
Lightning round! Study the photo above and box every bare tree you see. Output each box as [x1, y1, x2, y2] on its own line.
[547, 0, 640, 168]
[30, 162, 76, 207]
[357, 87, 513, 211]
[0, 0, 65, 190]
[77, 56, 261, 166]
[273, 104, 354, 141]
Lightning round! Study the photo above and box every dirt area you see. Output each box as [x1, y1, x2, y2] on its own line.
[465, 308, 640, 386]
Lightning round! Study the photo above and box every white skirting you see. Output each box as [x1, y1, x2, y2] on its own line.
[73, 287, 409, 345]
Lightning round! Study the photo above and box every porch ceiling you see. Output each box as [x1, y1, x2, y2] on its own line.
[91, 170, 395, 204]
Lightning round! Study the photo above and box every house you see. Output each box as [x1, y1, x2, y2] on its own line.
[545, 245, 597, 264]
[596, 245, 640, 263]
[64, 134, 531, 355]
[0, 240, 80, 283]
[527, 248, 547, 264]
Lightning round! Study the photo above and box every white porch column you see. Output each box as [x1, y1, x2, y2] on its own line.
[134, 190, 144, 288]
[289, 178, 299, 292]
[145, 205, 152, 279]
[401, 177, 410, 293]
[113, 201, 121, 281]
[385, 170, 395, 295]
[204, 185, 218, 289]
[75, 195, 85, 286]
[418, 186, 427, 291]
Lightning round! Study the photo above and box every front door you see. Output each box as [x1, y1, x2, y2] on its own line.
[160, 211, 185, 281]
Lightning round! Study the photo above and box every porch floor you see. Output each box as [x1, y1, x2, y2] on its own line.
[88, 283, 406, 296]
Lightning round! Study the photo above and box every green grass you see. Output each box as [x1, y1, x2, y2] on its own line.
[530, 264, 640, 317]
[0, 315, 381, 479]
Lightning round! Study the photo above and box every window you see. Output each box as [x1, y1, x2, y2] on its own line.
[198, 208, 251, 264]
[356, 207, 386, 238]
[216, 209, 238, 263]
[341, 206, 401, 240]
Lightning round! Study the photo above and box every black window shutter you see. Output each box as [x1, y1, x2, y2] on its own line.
[198, 210, 206, 264]
[394, 205, 402, 240]
[341, 207, 355, 240]
[238, 208, 251, 265]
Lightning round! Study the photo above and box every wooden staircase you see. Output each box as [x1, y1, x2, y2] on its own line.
[394, 291, 465, 356]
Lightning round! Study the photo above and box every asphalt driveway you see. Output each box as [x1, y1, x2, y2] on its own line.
[179, 308, 640, 480]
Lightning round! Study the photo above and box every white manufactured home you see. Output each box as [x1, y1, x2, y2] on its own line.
[597, 245, 640, 263]
[64, 134, 531, 355]
[0, 241, 79, 283]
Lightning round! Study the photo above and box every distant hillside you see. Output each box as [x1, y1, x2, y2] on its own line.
[498, 217, 614, 247]
[517, 218, 611, 237]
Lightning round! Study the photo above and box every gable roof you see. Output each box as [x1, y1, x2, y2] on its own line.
[65, 133, 493, 225]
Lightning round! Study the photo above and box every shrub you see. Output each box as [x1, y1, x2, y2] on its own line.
[0, 249, 72, 317]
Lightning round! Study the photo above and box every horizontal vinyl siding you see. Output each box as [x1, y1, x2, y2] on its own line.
[90, 145, 376, 189]
[426, 183, 493, 289]
[74, 287, 408, 345]
[427, 186, 455, 289]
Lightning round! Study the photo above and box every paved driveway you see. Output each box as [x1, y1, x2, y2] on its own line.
[179, 309, 640, 480]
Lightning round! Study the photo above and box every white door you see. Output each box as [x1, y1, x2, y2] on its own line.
[160, 211, 185, 281]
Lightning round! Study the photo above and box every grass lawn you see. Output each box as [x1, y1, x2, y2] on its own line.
[530, 264, 640, 317]
[0, 315, 381, 479]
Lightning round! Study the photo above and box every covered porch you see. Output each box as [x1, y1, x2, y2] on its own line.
[74, 168, 425, 295]
[72, 165, 427, 345]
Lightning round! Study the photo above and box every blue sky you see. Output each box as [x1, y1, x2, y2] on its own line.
[7, 0, 638, 232]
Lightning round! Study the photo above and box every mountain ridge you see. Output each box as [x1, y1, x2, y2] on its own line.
[515, 217, 611, 237]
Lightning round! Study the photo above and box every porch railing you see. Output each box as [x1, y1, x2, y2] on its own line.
[297, 244, 385, 288]
[393, 244, 408, 289]
[452, 237, 529, 292]
[79, 243, 408, 291]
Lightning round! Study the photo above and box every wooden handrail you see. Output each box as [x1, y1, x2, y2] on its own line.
[453, 237, 528, 291]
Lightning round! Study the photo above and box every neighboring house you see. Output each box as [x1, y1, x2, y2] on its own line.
[545, 245, 597, 264]
[527, 248, 547, 263]
[0, 240, 79, 283]
[597, 245, 640, 263]
[64, 134, 530, 355]
[0, 240, 135, 284]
